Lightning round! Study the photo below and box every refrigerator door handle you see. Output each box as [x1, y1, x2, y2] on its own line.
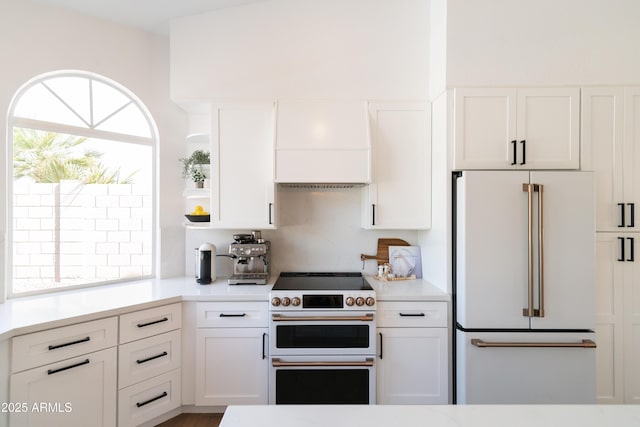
[522, 183, 544, 318]
[537, 184, 545, 317]
[522, 183, 535, 318]
[471, 338, 597, 349]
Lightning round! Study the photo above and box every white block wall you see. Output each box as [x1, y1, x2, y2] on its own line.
[12, 180, 151, 293]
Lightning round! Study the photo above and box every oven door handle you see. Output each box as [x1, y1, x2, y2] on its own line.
[271, 314, 374, 322]
[271, 358, 374, 367]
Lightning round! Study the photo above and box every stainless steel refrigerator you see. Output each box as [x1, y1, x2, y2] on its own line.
[454, 171, 597, 404]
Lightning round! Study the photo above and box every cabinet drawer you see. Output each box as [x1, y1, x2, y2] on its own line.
[11, 317, 118, 373]
[10, 347, 117, 427]
[118, 369, 181, 427]
[196, 302, 268, 328]
[118, 330, 181, 389]
[120, 303, 182, 344]
[377, 302, 447, 328]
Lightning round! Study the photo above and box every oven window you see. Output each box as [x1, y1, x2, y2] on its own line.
[276, 325, 370, 348]
[276, 369, 369, 404]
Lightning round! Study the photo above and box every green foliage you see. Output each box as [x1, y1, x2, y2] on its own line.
[179, 150, 210, 182]
[13, 128, 136, 184]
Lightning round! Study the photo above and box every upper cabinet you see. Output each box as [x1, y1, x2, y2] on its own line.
[582, 87, 640, 232]
[362, 101, 431, 230]
[453, 88, 580, 170]
[274, 100, 371, 183]
[210, 101, 277, 229]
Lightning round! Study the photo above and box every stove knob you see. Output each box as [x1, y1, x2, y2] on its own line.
[366, 297, 375, 307]
[282, 297, 291, 306]
[345, 297, 355, 306]
[291, 297, 301, 307]
[355, 297, 365, 306]
[271, 297, 281, 307]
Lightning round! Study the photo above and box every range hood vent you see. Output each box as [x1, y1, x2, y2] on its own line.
[279, 183, 366, 189]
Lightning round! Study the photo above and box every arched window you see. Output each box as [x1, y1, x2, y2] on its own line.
[8, 71, 156, 297]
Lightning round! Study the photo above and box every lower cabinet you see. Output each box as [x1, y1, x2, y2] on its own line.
[376, 301, 449, 404]
[117, 303, 182, 427]
[195, 302, 269, 406]
[10, 318, 118, 427]
[118, 369, 181, 427]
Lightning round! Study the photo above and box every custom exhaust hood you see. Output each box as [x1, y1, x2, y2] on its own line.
[274, 100, 371, 185]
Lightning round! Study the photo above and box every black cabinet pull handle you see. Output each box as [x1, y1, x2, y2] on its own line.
[137, 317, 169, 328]
[47, 358, 90, 375]
[219, 313, 247, 318]
[136, 351, 168, 365]
[511, 140, 517, 165]
[48, 336, 90, 351]
[619, 203, 626, 227]
[399, 313, 426, 317]
[629, 203, 635, 228]
[262, 333, 267, 360]
[618, 237, 625, 262]
[268, 202, 273, 225]
[136, 391, 168, 408]
[379, 332, 383, 359]
[372, 204, 376, 226]
[520, 140, 526, 165]
[628, 237, 635, 262]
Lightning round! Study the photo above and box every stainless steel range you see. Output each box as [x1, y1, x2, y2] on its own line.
[268, 272, 376, 405]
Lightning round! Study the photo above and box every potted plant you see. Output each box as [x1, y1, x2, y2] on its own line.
[180, 150, 210, 188]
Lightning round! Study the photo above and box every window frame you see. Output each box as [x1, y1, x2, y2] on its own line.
[6, 70, 159, 299]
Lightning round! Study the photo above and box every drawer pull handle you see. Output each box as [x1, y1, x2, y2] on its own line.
[48, 336, 90, 350]
[471, 338, 597, 348]
[136, 351, 168, 365]
[136, 391, 168, 408]
[219, 313, 247, 318]
[47, 358, 90, 375]
[398, 313, 425, 317]
[137, 317, 169, 328]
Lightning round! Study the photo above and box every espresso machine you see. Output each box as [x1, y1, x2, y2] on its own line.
[228, 231, 270, 285]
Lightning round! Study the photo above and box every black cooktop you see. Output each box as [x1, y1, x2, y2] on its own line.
[272, 272, 373, 291]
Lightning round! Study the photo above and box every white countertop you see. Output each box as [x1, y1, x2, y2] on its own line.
[220, 404, 640, 427]
[0, 274, 448, 340]
[366, 276, 450, 301]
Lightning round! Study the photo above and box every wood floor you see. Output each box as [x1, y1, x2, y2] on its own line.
[156, 413, 224, 427]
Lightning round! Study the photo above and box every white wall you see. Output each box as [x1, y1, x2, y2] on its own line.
[170, 0, 430, 100]
[419, 91, 450, 291]
[446, 0, 640, 86]
[0, 0, 187, 303]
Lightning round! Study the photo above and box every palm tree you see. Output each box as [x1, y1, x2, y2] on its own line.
[13, 128, 135, 183]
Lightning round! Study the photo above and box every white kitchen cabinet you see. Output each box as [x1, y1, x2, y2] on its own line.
[594, 232, 640, 404]
[118, 303, 182, 427]
[362, 102, 431, 229]
[195, 302, 269, 406]
[594, 233, 625, 403]
[376, 301, 448, 404]
[453, 88, 580, 170]
[210, 101, 276, 229]
[582, 87, 640, 232]
[583, 87, 640, 404]
[10, 319, 118, 427]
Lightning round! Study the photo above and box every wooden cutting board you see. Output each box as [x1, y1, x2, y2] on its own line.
[360, 238, 410, 265]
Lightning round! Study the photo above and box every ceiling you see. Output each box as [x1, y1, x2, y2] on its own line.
[31, 0, 267, 35]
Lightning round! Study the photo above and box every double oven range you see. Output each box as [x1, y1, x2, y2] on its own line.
[268, 272, 376, 404]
